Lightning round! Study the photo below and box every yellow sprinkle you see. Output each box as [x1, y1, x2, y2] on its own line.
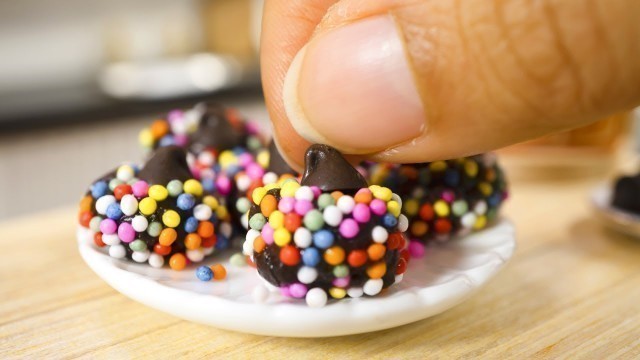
[218, 150, 238, 169]
[465, 160, 479, 177]
[474, 215, 487, 230]
[368, 185, 381, 193]
[373, 187, 393, 202]
[138, 197, 157, 215]
[478, 182, 493, 196]
[329, 287, 346, 299]
[273, 228, 291, 247]
[280, 181, 300, 198]
[264, 183, 279, 191]
[148, 185, 168, 201]
[203, 195, 219, 210]
[162, 210, 181, 228]
[252, 187, 267, 205]
[138, 129, 154, 148]
[257, 150, 270, 169]
[216, 205, 229, 220]
[269, 211, 285, 229]
[404, 199, 419, 216]
[277, 174, 295, 186]
[387, 200, 401, 217]
[433, 200, 450, 217]
[429, 161, 447, 172]
[183, 179, 203, 196]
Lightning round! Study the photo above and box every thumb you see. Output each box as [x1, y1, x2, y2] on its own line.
[263, 0, 640, 166]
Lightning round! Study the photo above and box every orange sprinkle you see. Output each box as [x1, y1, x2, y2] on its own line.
[354, 189, 373, 204]
[284, 213, 302, 232]
[197, 221, 215, 238]
[154, 243, 172, 256]
[367, 262, 387, 279]
[279, 245, 301, 266]
[387, 232, 403, 250]
[367, 244, 386, 261]
[411, 220, 428, 237]
[78, 211, 92, 227]
[260, 194, 278, 217]
[169, 253, 187, 270]
[347, 250, 368, 267]
[184, 233, 202, 250]
[211, 264, 227, 280]
[79, 195, 93, 212]
[253, 236, 266, 253]
[324, 246, 345, 265]
[150, 119, 169, 139]
[159, 228, 177, 246]
[330, 191, 344, 202]
[201, 235, 217, 248]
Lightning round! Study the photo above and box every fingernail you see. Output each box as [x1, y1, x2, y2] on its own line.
[283, 15, 426, 154]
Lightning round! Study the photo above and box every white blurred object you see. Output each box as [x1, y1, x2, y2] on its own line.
[99, 53, 244, 100]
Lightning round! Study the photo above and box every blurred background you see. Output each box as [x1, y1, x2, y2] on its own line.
[0, 0, 638, 220]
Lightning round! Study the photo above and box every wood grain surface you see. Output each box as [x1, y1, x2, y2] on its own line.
[2, 156, 640, 359]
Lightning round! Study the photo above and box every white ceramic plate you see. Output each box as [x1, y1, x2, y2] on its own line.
[77, 219, 516, 337]
[591, 183, 640, 238]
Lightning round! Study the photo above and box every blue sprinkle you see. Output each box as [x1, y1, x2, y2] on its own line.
[177, 194, 196, 210]
[444, 168, 460, 187]
[215, 234, 230, 250]
[312, 230, 334, 249]
[196, 266, 213, 281]
[184, 216, 199, 233]
[91, 181, 108, 199]
[488, 193, 501, 207]
[159, 135, 176, 147]
[225, 165, 240, 177]
[201, 178, 216, 193]
[382, 213, 398, 229]
[302, 247, 320, 267]
[106, 203, 123, 219]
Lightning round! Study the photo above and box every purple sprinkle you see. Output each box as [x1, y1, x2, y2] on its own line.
[100, 219, 117, 235]
[339, 219, 359, 239]
[118, 222, 136, 243]
[288, 283, 308, 298]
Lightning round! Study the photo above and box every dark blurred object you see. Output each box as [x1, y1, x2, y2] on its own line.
[0, 0, 262, 130]
[612, 174, 640, 214]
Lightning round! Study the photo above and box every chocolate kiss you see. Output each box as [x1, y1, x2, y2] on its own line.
[189, 102, 245, 152]
[267, 140, 296, 175]
[300, 144, 367, 192]
[138, 145, 192, 185]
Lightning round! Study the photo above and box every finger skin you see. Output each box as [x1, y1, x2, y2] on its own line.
[262, 0, 640, 164]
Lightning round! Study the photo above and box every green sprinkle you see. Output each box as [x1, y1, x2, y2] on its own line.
[109, 178, 123, 191]
[317, 194, 335, 210]
[129, 239, 147, 252]
[249, 213, 266, 231]
[333, 264, 349, 278]
[147, 221, 163, 237]
[303, 210, 324, 231]
[236, 197, 251, 214]
[230, 252, 246, 267]
[167, 180, 183, 197]
[127, 177, 139, 185]
[452, 200, 468, 216]
[89, 216, 102, 232]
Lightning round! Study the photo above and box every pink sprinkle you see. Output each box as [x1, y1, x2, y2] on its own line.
[246, 163, 265, 180]
[310, 186, 321, 198]
[199, 168, 215, 180]
[245, 121, 260, 134]
[288, 283, 308, 298]
[442, 190, 455, 203]
[339, 219, 359, 238]
[261, 224, 274, 244]
[174, 134, 189, 147]
[118, 222, 136, 243]
[100, 219, 117, 234]
[216, 176, 232, 195]
[352, 203, 371, 223]
[278, 197, 295, 213]
[370, 199, 387, 216]
[408, 240, 426, 258]
[280, 285, 292, 298]
[332, 277, 350, 288]
[238, 153, 254, 167]
[131, 181, 149, 198]
[167, 110, 183, 123]
[294, 200, 313, 216]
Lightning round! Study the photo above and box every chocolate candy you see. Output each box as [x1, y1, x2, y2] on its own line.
[244, 145, 409, 307]
[363, 154, 508, 249]
[78, 147, 233, 269]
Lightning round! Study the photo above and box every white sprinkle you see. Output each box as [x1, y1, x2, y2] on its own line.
[203, 247, 215, 256]
[262, 172, 278, 185]
[461, 213, 477, 228]
[120, 194, 139, 216]
[305, 288, 328, 308]
[398, 214, 409, 233]
[148, 253, 164, 268]
[336, 195, 355, 214]
[236, 174, 251, 192]
[294, 186, 314, 201]
[252, 285, 270, 303]
[116, 165, 135, 182]
[186, 248, 205, 262]
[322, 205, 343, 227]
[474, 201, 487, 215]
[243, 229, 261, 255]
[297, 266, 318, 284]
[371, 226, 388, 243]
[102, 234, 120, 246]
[198, 151, 215, 167]
[132, 250, 150, 263]
[347, 287, 364, 298]
[131, 215, 149, 232]
[293, 227, 312, 248]
[193, 204, 213, 221]
[363, 279, 383, 296]
[95, 195, 116, 215]
[395, 274, 404, 284]
[109, 244, 126, 258]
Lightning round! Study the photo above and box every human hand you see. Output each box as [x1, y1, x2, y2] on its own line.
[260, 0, 640, 169]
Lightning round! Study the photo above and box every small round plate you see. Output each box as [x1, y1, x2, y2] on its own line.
[591, 183, 640, 238]
[78, 219, 516, 337]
